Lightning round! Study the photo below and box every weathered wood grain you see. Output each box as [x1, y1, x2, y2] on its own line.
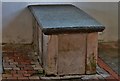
[33, 20, 43, 64]
[41, 32, 98, 75]
[38, 26, 42, 64]
[58, 34, 86, 75]
[43, 34, 58, 75]
[86, 32, 98, 74]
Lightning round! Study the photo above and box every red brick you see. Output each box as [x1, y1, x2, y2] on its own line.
[98, 57, 118, 80]
[7, 77, 17, 79]
[11, 65, 17, 68]
[2, 74, 12, 78]
[2, 77, 7, 79]
[4, 65, 11, 68]
[8, 59, 14, 62]
[2, 51, 42, 80]
[13, 67, 20, 70]
[11, 70, 16, 74]
[29, 76, 40, 79]
[20, 62, 31, 65]
[13, 74, 23, 77]
[13, 62, 18, 65]
[18, 77, 29, 79]
[25, 64, 33, 68]
[14, 53, 19, 56]
[23, 67, 33, 70]
[27, 70, 36, 74]
[105, 76, 118, 81]
[17, 70, 27, 74]
[17, 65, 26, 68]
[3, 63, 9, 67]
[106, 76, 115, 79]
[23, 74, 31, 77]
[4, 68, 12, 70]
[3, 57, 9, 60]
[15, 59, 23, 62]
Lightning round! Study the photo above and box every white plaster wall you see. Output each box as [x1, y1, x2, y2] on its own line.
[0, 1, 2, 74]
[2, 0, 119, 2]
[74, 2, 118, 42]
[2, 2, 118, 44]
[2, 2, 72, 43]
[2, 2, 33, 43]
[0, 1, 1, 40]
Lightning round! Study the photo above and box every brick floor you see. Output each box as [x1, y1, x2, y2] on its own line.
[2, 50, 43, 80]
[98, 42, 119, 75]
[1, 43, 119, 81]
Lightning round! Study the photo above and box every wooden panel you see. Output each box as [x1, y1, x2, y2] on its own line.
[38, 27, 42, 64]
[33, 21, 41, 63]
[58, 34, 86, 75]
[43, 34, 58, 75]
[86, 32, 98, 74]
[33, 20, 43, 64]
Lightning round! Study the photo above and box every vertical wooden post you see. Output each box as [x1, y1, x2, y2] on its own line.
[43, 34, 58, 75]
[32, 17, 42, 64]
[38, 26, 42, 64]
[86, 32, 98, 74]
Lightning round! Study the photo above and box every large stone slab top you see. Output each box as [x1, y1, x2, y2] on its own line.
[28, 4, 105, 35]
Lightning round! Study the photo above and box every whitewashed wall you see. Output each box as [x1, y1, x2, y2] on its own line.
[2, 2, 118, 44]
[2, 0, 119, 2]
[74, 2, 118, 42]
[0, 2, 1, 44]
[2, 2, 33, 43]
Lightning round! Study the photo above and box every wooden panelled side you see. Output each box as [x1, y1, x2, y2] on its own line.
[58, 34, 86, 75]
[43, 34, 58, 75]
[86, 32, 98, 74]
[38, 27, 42, 64]
[33, 20, 41, 62]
